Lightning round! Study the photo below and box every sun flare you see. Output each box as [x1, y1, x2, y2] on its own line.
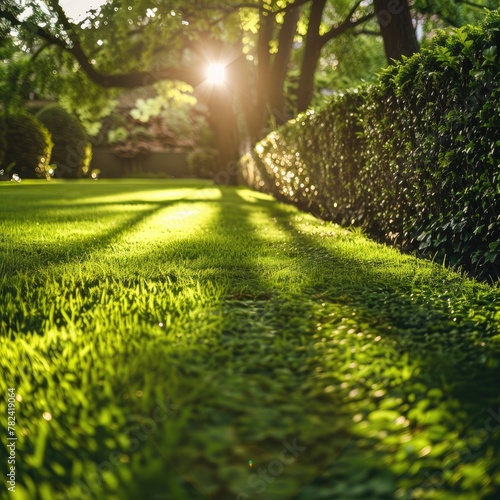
[206, 63, 226, 85]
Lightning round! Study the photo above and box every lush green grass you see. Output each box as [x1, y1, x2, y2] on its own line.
[1, 179, 499, 500]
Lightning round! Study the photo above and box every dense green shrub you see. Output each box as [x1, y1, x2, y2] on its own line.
[0, 115, 8, 180]
[244, 12, 500, 280]
[0, 115, 6, 167]
[37, 105, 92, 178]
[187, 147, 220, 179]
[3, 113, 53, 179]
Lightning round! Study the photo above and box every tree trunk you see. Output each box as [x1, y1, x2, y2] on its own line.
[235, 56, 263, 146]
[269, 5, 301, 124]
[206, 87, 241, 186]
[373, 0, 419, 63]
[255, 11, 275, 128]
[296, 43, 323, 113]
[296, 0, 327, 113]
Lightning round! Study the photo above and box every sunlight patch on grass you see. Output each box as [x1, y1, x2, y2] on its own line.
[0, 180, 499, 500]
[235, 188, 275, 203]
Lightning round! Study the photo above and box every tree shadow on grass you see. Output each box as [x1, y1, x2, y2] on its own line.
[90, 186, 499, 500]
[236, 190, 500, 500]
[0, 186, 221, 338]
[76, 188, 355, 500]
[258, 195, 500, 400]
[5, 183, 499, 500]
[0, 196, 220, 278]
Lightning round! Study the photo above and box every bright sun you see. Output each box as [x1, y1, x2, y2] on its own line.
[206, 63, 226, 85]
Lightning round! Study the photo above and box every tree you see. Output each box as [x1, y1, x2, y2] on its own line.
[371, 0, 499, 63]
[1, 0, 384, 183]
[296, 0, 375, 112]
[373, 0, 419, 63]
[414, 0, 500, 30]
[0, 0, 496, 183]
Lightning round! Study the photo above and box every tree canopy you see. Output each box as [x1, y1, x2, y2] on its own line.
[1, 0, 497, 182]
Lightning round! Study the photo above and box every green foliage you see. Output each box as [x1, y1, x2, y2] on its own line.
[1, 0, 495, 143]
[0, 180, 499, 499]
[3, 113, 53, 179]
[108, 126, 129, 144]
[415, 0, 500, 33]
[0, 51, 32, 113]
[42, 51, 119, 136]
[312, 33, 386, 103]
[0, 114, 7, 167]
[246, 12, 500, 280]
[103, 82, 208, 159]
[125, 82, 204, 147]
[130, 82, 197, 122]
[37, 105, 92, 178]
[187, 147, 220, 179]
[106, 118, 153, 159]
[0, 34, 117, 136]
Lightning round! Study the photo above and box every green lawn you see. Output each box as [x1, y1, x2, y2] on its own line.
[1, 179, 499, 500]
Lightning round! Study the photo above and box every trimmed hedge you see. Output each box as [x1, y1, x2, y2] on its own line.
[243, 12, 500, 280]
[3, 113, 53, 179]
[37, 105, 92, 178]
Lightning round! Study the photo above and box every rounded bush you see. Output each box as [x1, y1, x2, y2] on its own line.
[37, 105, 92, 178]
[4, 113, 53, 179]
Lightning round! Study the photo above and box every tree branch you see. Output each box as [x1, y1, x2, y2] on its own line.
[346, 0, 363, 23]
[31, 42, 53, 61]
[321, 11, 375, 43]
[1, 8, 68, 51]
[0, 7, 201, 89]
[353, 28, 380, 36]
[46, 0, 75, 35]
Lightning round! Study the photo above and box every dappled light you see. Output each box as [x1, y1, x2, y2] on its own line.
[1, 180, 499, 499]
[1, 0, 500, 498]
